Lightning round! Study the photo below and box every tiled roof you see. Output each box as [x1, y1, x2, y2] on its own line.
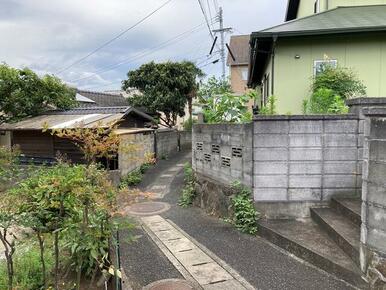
[227, 35, 250, 66]
[47, 106, 130, 115]
[76, 90, 129, 107]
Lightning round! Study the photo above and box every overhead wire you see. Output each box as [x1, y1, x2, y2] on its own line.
[55, 0, 174, 74]
[69, 20, 216, 84]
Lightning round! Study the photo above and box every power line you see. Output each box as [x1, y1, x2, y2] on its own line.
[197, 0, 215, 39]
[55, 0, 174, 75]
[69, 20, 215, 83]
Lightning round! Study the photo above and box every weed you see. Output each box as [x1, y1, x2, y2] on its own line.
[178, 163, 196, 207]
[229, 182, 259, 235]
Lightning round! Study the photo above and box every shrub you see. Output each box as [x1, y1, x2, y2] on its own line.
[178, 163, 196, 207]
[121, 169, 143, 187]
[305, 88, 349, 114]
[140, 163, 151, 174]
[0, 243, 54, 290]
[229, 182, 259, 235]
[312, 66, 366, 99]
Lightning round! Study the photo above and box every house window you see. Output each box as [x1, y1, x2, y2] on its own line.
[314, 59, 337, 76]
[241, 67, 248, 81]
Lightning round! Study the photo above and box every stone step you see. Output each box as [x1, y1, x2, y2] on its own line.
[331, 197, 362, 227]
[258, 219, 367, 288]
[310, 207, 360, 266]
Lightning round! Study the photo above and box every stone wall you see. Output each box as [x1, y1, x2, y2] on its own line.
[192, 123, 253, 187]
[119, 131, 155, 177]
[156, 129, 179, 158]
[179, 131, 192, 150]
[253, 115, 361, 202]
[360, 108, 386, 287]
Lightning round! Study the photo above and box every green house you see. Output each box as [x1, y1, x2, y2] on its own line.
[248, 3, 386, 114]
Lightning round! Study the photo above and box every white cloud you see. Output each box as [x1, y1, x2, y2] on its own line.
[0, 0, 287, 90]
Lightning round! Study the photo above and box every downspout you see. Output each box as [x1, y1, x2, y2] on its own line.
[271, 36, 278, 96]
[326, 0, 329, 10]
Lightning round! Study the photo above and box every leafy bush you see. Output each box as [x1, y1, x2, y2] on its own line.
[121, 169, 143, 187]
[304, 88, 349, 114]
[229, 182, 259, 235]
[140, 163, 151, 174]
[304, 66, 365, 114]
[259, 95, 277, 115]
[0, 243, 54, 290]
[6, 163, 118, 290]
[312, 66, 366, 99]
[178, 163, 196, 207]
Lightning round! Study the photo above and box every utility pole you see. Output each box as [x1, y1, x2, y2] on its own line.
[212, 7, 232, 79]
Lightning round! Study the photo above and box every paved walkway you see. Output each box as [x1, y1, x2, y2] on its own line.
[119, 151, 359, 290]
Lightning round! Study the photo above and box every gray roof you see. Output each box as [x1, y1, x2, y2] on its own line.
[254, 5, 386, 38]
[227, 35, 250, 66]
[0, 106, 154, 131]
[76, 90, 129, 107]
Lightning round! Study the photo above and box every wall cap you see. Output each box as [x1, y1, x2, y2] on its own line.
[253, 114, 358, 121]
[362, 107, 386, 116]
[346, 97, 386, 106]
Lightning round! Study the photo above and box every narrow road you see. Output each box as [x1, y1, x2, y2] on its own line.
[119, 151, 358, 290]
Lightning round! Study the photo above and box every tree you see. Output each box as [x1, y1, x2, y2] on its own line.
[44, 122, 120, 165]
[197, 76, 232, 102]
[0, 64, 76, 123]
[198, 77, 254, 123]
[122, 61, 204, 127]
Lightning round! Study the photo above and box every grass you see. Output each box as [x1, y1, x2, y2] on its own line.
[0, 242, 54, 290]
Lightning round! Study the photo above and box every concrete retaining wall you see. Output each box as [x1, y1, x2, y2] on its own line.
[192, 123, 253, 187]
[360, 108, 386, 287]
[156, 129, 179, 158]
[253, 115, 361, 202]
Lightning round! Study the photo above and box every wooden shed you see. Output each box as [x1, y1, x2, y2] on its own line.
[0, 106, 154, 165]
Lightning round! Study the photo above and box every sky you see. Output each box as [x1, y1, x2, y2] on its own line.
[0, 0, 287, 91]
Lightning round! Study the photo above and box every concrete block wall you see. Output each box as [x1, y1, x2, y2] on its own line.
[119, 131, 154, 176]
[253, 115, 361, 202]
[156, 129, 179, 158]
[360, 108, 386, 285]
[192, 123, 253, 187]
[179, 131, 192, 150]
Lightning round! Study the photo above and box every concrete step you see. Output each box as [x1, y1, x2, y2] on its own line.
[258, 219, 366, 288]
[310, 207, 360, 266]
[331, 197, 362, 227]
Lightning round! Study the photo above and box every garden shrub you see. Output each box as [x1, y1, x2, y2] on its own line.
[304, 66, 365, 114]
[178, 163, 196, 207]
[312, 66, 366, 99]
[121, 169, 143, 187]
[229, 182, 259, 235]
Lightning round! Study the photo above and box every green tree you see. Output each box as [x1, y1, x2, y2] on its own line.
[122, 61, 204, 127]
[198, 77, 254, 123]
[0, 64, 76, 122]
[197, 76, 232, 102]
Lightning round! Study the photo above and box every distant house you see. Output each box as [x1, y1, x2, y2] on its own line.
[0, 106, 154, 167]
[227, 35, 250, 95]
[248, 4, 386, 113]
